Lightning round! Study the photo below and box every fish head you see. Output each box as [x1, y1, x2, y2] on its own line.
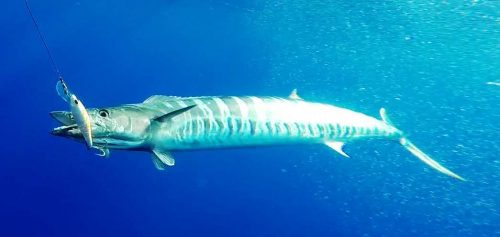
[50, 104, 154, 150]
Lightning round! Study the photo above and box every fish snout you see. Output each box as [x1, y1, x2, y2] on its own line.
[50, 111, 81, 138]
[50, 111, 75, 125]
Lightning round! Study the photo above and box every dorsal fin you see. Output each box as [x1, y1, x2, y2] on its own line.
[143, 95, 182, 104]
[288, 89, 302, 100]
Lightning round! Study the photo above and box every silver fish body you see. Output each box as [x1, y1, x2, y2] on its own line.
[51, 93, 464, 180]
[146, 96, 401, 150]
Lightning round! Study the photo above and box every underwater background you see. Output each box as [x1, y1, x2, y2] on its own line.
[1, 0, 499, 236]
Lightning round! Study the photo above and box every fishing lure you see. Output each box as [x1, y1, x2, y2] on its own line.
[25, 0, 94, 149]
[55, 78, 93, 149]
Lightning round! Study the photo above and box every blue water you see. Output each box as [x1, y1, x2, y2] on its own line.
[1, 0, 499, 236]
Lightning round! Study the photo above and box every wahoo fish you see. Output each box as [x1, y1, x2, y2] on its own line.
[50, 89, 464, 180]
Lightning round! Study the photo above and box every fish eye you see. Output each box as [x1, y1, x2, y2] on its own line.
[99, 109, 109, 117]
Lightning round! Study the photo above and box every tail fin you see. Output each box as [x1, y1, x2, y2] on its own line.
[380, 108, 465, 181]
[400, 138, 465, 181]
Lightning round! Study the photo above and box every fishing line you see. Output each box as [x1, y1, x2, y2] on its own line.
[27, 1, 97, 151]
[24, 0, 63, 79]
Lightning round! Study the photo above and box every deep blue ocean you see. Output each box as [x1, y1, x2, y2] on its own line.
[1, 0, 498, 236]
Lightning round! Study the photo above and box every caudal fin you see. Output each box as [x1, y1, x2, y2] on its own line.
[400, 138, 465, 181]
[380, 108, 465, 181]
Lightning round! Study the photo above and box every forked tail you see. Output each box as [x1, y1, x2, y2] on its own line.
[379, 108, 465, 181]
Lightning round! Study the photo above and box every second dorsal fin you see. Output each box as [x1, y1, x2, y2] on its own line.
[288, 89, 302, 100]
[379, 108, 394, 126]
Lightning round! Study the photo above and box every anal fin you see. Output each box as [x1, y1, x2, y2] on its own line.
[325, 141, 350, 158]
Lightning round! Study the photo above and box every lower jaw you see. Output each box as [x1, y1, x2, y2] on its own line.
[92, 139, 146, 150]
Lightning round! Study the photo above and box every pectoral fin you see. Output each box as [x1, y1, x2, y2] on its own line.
[153, 105, 197, 123]
[325, 141, 350, 158]
[152, 149, 175, 170]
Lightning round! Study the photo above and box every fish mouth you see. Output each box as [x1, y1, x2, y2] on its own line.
[51, 124, 81, 136]
[50, 111, 82, 138]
